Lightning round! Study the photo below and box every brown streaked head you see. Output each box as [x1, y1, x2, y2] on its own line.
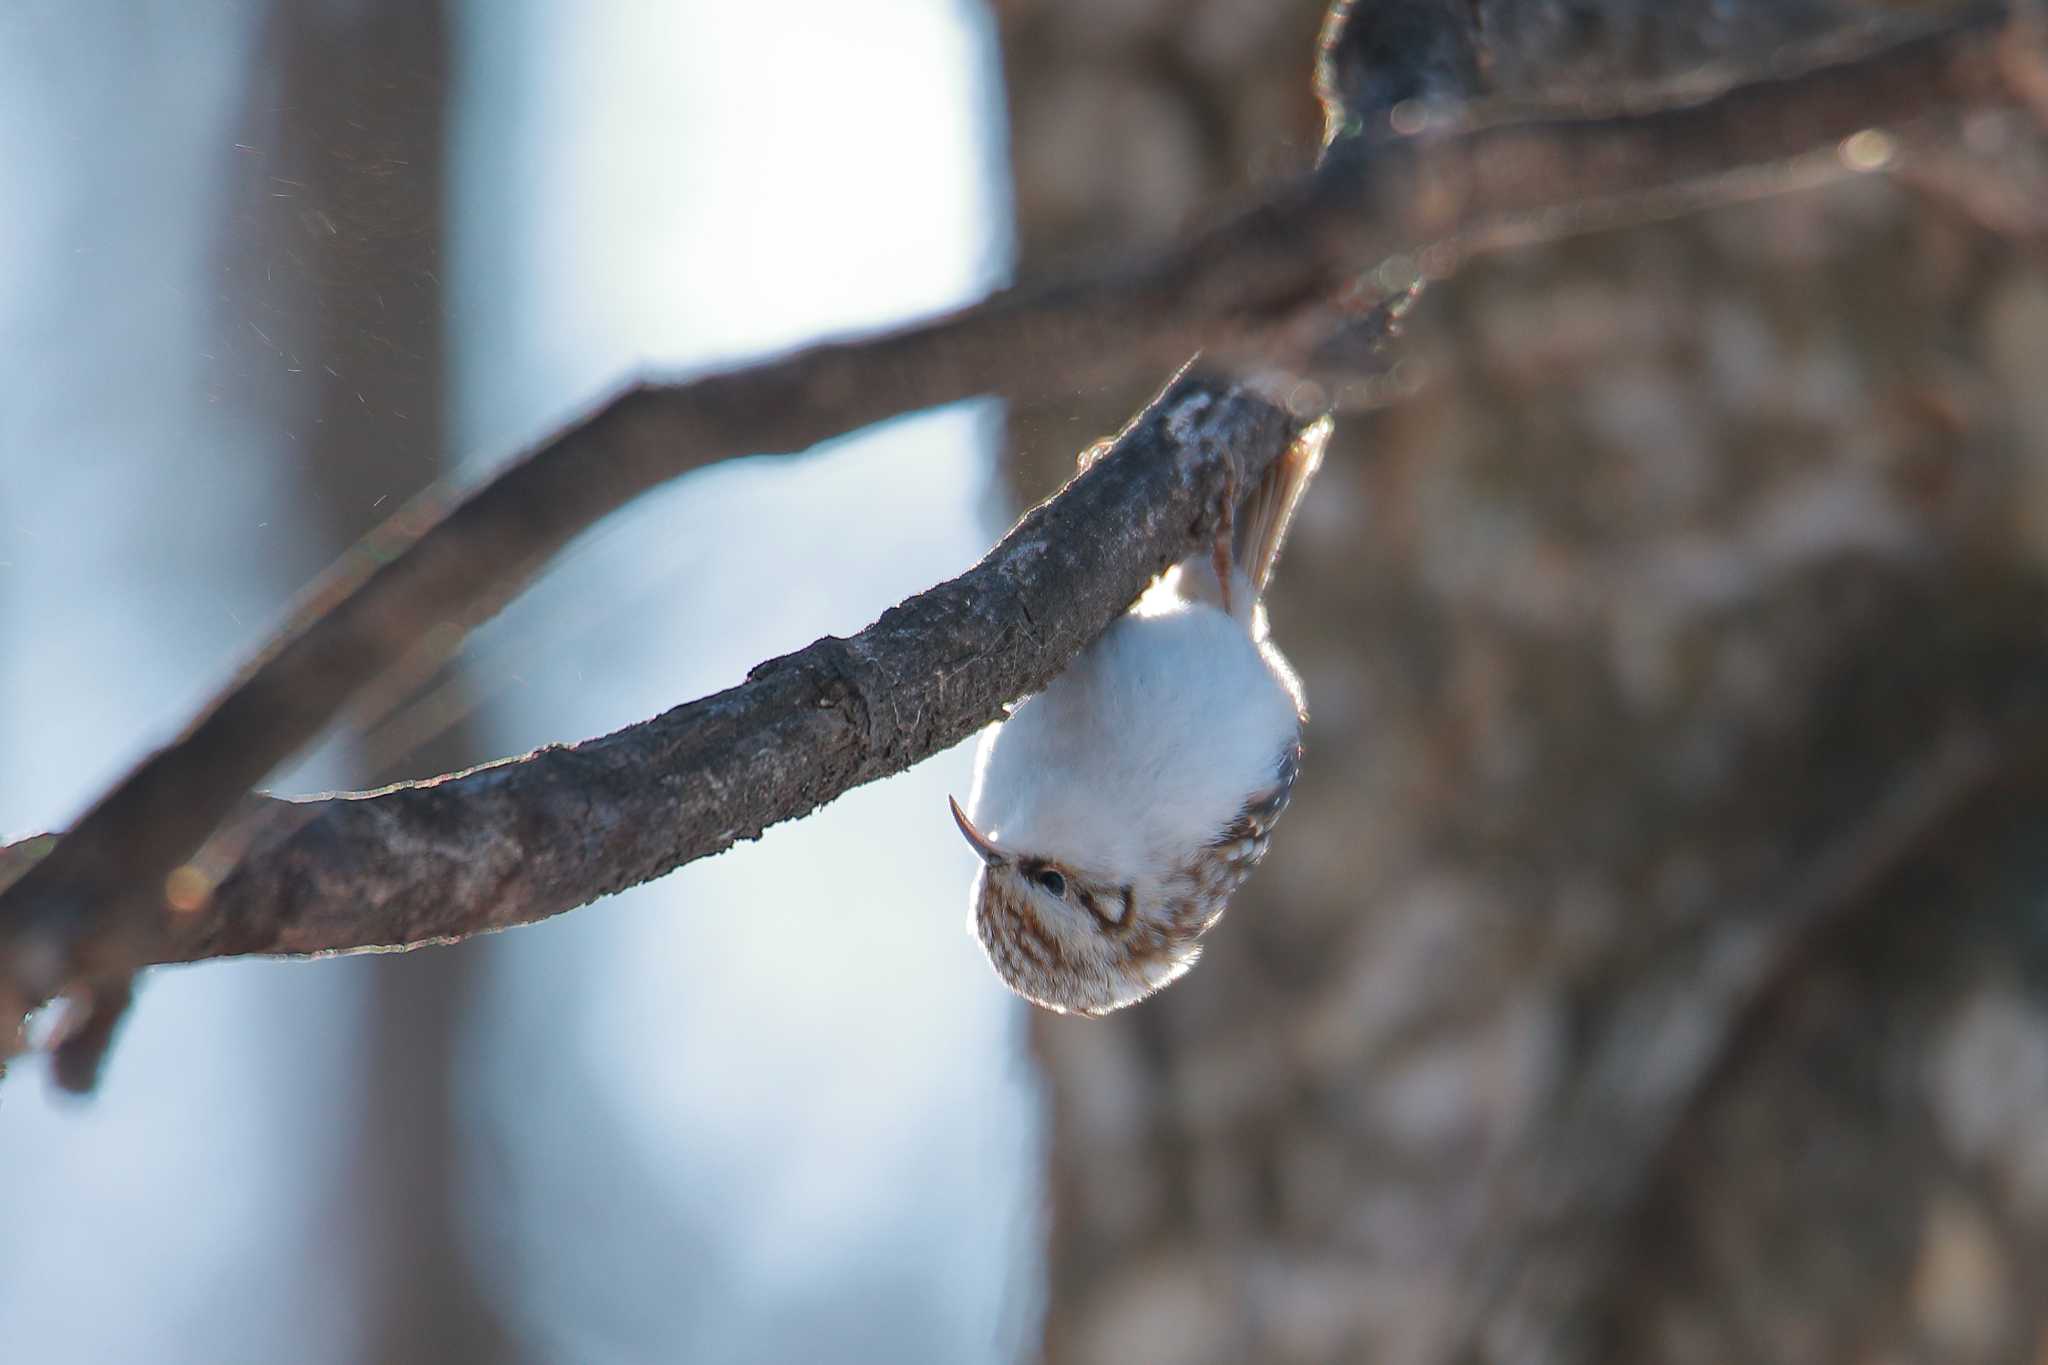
[950, 794, 1208, 1015]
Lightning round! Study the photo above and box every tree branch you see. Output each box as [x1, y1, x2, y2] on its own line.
[0, 3, 2023, 1050]
[40, 374, 1303, 969]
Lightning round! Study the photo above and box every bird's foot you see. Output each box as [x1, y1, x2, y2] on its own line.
[1212, 454, 1238, 615]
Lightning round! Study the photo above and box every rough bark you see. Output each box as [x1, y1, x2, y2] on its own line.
[1002, 3, 2048, 1364]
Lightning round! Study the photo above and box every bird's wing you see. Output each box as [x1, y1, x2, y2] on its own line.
[1207, 741, 1302, 879]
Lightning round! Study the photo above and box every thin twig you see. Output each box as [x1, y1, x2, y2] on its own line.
[47, 977, 135, 1096]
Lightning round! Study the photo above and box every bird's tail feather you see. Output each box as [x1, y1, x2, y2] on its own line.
[1234, 416, 1331, 593]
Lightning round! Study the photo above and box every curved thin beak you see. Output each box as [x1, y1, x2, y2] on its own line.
[949, 795, 1008, 867]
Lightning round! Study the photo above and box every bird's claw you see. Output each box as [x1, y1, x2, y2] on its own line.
[1212, 454, 1238, 615]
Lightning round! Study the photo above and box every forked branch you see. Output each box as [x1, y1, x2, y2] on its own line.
[0, 3, 2028, 1083]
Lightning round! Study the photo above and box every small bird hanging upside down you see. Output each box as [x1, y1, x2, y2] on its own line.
[950, 410, 1331, 1014]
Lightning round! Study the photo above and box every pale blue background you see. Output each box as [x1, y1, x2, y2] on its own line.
[0, 3, 1039, 1360]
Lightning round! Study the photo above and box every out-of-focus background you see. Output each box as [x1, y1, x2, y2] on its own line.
[7, 1, 2048, 1363]
[1, 3, 1034, 1362]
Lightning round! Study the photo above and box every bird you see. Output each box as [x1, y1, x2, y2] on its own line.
[950, 413, 1329, 1015]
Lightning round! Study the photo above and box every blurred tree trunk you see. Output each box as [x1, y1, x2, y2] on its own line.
[216, 4, 509, 1361]
[996, 3, 2048, 1363]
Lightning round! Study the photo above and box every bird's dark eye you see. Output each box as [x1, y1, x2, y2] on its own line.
[1036, 869, 1067, 898]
